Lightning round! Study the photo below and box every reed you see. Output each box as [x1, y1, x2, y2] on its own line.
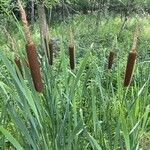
[18, 0, 43, 92]
[124, 23, 140, 87]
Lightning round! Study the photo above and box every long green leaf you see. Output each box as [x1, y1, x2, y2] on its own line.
[0, 126, 24, 150]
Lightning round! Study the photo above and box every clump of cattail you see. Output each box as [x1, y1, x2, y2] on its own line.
[124, 23, 140, 87]
[108, 50, 114, 69]
[18, 0, 43, 92]
[68, 27, 75, 70]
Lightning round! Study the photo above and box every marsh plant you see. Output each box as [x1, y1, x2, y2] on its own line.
[0, 0, 150, 150]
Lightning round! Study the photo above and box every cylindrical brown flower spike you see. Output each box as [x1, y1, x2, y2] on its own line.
[26, 42, 43, 92]
[18, 0, 43, 92]
[124, 51, 137, 87]
[69, 45, 75, 70]
[108, 51, 114, 69]
[124, 22, 140, 87]
[68, 26, 75, 70]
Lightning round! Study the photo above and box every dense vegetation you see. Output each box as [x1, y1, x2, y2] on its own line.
[0, 0, 150, 150]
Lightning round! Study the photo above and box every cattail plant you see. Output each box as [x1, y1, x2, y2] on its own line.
[124, 23, 140, 87]
[38, 0, 53, 65]
[18, 0, 43, 92]
[68, 27, 75, 70]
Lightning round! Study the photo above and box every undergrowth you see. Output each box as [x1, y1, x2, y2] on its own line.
[0, 13, 150, 150]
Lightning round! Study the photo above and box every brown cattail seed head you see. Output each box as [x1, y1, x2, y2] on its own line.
[26, 42, 43, 92]
[108, 51, 114, 69]
[124, 51, 137, 87]
[69, 45, 75, 70]
[68, 27, 75, 70]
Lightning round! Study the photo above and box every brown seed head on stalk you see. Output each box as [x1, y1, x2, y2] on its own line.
[108, 50, 114, 69]
[26, 42, 43, 92]
[124, 22, 140, 87]
[18, 0, 43, 92]
[124, 51, 137, 87]
[69, 46, 75, 70]
[17, 0, 31, 44]
[107, 36, 117, 69]
[68, 27, 75, 70]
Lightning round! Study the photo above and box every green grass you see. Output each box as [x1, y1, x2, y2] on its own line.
[0, 13, 150, 150]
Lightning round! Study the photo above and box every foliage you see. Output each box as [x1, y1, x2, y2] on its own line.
[0, 3, 150, 150]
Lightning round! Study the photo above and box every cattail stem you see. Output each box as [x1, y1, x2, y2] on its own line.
[108, 51, 114, 69]
[14, 57, 22, 75]
[69, 46, 75, 70]
[43, 38, 53, 65]
[124, 51, 137, 87]
[26, 42, 43, 92]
